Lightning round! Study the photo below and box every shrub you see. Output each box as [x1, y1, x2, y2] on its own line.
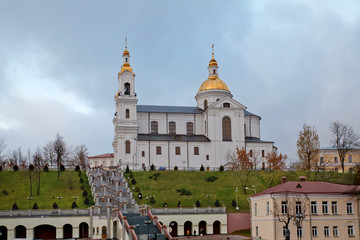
[52, 202, 58, 209]
[129, 171, 133, 178]
[214, 199, 220, 207]
[134, 186, 140, 192]
[82, 190, 88, 197]
[84, 197, 90, 205]
[33, 202, 39, 210]
[174, 166, 178, 171]
[75, 165, 80, 172]
[219, 165, 224, 172]
[138, 193, 143, 199]
[72, 201, 78, 209]
[60, 164, 65, 171]
[153, 172, 160, 177]
[206, 176, 218, 182]
[12, 203, 18, 210]
[78, 170, 81, 177]
[150, 196, 155, 204]
[80, 185, 85, 190]
[80, 178, 84, 184]
[0, 166, 2, 171]
[2, 190, 8, 196]
[200, 165, 204, 171]
[29, 164, 35, 171]
[125, 165, 130, 174]
[163, 202, 168, 207]
[13, 165, 19, 171]
[176, 188, 192, 196]
[150, 164, 155, 171]
[43, 165, 49, 172]
[195, 200, 201, 207]
[232, 199, 237, 208]
[177, 201, 182, 207]
[131, 178, 136, 185]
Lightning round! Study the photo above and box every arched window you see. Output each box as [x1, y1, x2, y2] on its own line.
[125, 57, 128, 63]
[213, 69, 216, 74]
[151, 121, 158, 134]
[125, 109, 130, 118]
[194, 147, 199, 155]
[213, 221, 221, 234]
[223, 103, 230, 108]
[186, 122, 193, 135]
[222, 117, 232, 141]
[169, 121, 176, 134]
[204, 100, 208, 109]
[125, 141, 131, 154]
[124, 82, 130, 95]
[349, 155, 353, 163]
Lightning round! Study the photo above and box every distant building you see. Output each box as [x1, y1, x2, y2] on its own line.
[88, 153, 114, 169]
[249, 176, 360, 240]
[90, 44, 276, 170]
[318, 146, 360, 172]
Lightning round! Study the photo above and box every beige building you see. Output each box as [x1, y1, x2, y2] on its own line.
[249, 177, 360, 240]
[318, 147, 360, 172]
[89, 153, 115, 169]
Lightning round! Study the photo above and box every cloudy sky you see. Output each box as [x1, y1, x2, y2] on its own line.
[1, 0, 359, 162]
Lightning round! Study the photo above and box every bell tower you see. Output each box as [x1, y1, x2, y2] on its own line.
[113, 38, 139, 169]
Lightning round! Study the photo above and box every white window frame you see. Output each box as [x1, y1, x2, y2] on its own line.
[324, 226, 330, 237]
[348, 225, 354, 236]
[255, 226, 258, 236]
[322, 201, 328, 214]
[333, 226, 338, 237]
[266, 201, 270, 215]
[296, 201, 302, 214]
[347, 202, 353, 215]
[312, 226, 318, 237]
[254, 203, 257, 216]
[332, 201, 338, 214]
[297, 227, 303, 237]
[311, 201, 317, 214]
[282, 201, 288, 214]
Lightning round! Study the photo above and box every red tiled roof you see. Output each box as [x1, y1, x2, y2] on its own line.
[88, 153, 114, 159]
[251, 181, 360, 198]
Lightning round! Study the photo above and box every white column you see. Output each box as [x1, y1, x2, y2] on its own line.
[26, 227, 34, 239]
[56, 227, 63, 239]
[73, 227, 79, 238]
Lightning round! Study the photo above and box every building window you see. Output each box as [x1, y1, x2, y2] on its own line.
[254, 203, 257, 216]
[331, 201, 338, 214]
[311, 201, 317, 214]
[169, 121, 176, 134]
[297, 227, 302, 237]
[186, 122, 193, 135]
[142, 151, 145, 157]
[312, 226, 318, 237]
[125, 141, 131, 154]
[175, 147, 181, 155]
[296, 201, 302, 214]
[206, 155, 209, 160]
[204, 100, 208, 109]
[320, 156, 324, 164]
[124, 82, 130, 95]
[322, 201, 328, 214]
[255, 226, 258, 237]
[349, 155, 353, 163]
[333, 226, 338, 237]
[156, 146, 161, 155]
[324, 226, 330, 237]
[151, 121, 158, 134]
[347, 202, 353, 214]
[95, 161, 98, 167]
[281, 201, 288, 214]
[262, 150, 265, 158]
[194, 147, 199, 155]
[125, 109, 130, 118]
[249, 150, 253, 157]
[223, 102, 230, 108]
[266, 201, 270, 215]
[348, 225, 354, 236]
[334, 156, 338, 163]
[222, 116, 232, 141]
[103, 161, 106, 166]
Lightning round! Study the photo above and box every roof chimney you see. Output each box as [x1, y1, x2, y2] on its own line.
[281, 176, 287, 183]
[299, 176, 306, 182]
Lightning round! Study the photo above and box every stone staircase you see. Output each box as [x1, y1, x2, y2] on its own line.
[124, 213, 167, 240]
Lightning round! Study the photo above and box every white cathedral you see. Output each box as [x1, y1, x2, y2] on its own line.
[90, 44, 276, 171]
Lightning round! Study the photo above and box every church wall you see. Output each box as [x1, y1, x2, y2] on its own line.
[246, 142, 274, 169]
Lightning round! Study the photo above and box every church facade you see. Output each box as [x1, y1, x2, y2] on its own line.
[92, 45, 275, 170]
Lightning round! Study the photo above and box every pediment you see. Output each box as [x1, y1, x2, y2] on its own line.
[208, 96, 246, 110]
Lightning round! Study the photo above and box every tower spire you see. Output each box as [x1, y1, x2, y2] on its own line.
[125, 36, 127, 50]
[212, 43, 214, 59]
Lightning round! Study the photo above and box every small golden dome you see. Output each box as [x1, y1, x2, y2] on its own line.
[209, 57, 218, 67]
[197, 76, 229, 93]
[123, 49, 129, 56]
[119, 63, 135, 75]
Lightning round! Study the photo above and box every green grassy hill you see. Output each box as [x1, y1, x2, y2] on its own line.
[0, 170, 94, 210]
[129, 170, 356, 212]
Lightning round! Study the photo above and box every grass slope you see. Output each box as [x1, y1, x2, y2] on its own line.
[130, 170, 356, 211]
[0, 170, 94, 210]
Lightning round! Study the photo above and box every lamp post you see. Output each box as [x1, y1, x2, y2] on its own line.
[245, 185, 256, 194]
[235, 187, 239, 210]
[144, 220, 152, 240]
[206, 194, 212, 207]
[57, 196, 63, 208]
[293, 213, 304, 240]
[73, 195, 78, 205]
[27, 196, 33, 209]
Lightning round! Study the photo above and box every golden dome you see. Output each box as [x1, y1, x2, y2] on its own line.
[123, 49, 129, 56]
[118, 63, 135, 75]
[197, 76, 229, 93]
[209, 57, 218, 67]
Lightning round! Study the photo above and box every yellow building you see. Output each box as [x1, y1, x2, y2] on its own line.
[319, 147, 360, 172]
[249, 176, 360, 240]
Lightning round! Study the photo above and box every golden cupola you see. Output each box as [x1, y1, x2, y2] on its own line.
[118, 38, 135, 76]
[197, 45, 229, 93]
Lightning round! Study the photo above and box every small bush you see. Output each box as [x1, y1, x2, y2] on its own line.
[60, 164, 65, 171]
[219, 165, 224, 172]
[72, 201, 78, 209]
[153, 172, 160, 177]
[176, 188, 192, 196]
[52, 202, 58, 209]
[131, 178, 136, 185]
[78, 170, 81, 177]
[0, 166, 2, 171]
[232, 199, 237, 208]
[177, 201, 182, 207]
[33, 202, 39, 210]
[125, 165, 130, 174]
[75, 165, 80, 172]
[149, 176, 153, 179]
[2, 190, 8, 196]
[195, 200, 201, 207]
[43, 165, 49, 172]
[80, 178, 84, 184]
[13, 165, 19, 171]
[163, 202, 168, 207]
[138, 193, 143, 199]
[84, 197, 90, 205]
[174, 166, 178, 171]
[82, 190, 88, 197]
[12, 203, 18, 210]
[134, 186, 140, 192]
[150, 164, 155, 171]
[206, 176, 218, 182]
[80, 185, 84, 190]
[150, 196, 155, 204]
[200, 165, 204, 171]
[214, 199, 220, 207]
[29, 165, 35, 171]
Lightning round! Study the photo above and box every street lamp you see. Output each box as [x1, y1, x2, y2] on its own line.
[57, 196, 63, 208]
[245, 185, 256, 194]
[206, 194, 212, 206]
[293, 213, 305, 240]
[27, 196, 33, 209]
[144, 220, 152, 240]
[73, 196, 78, 204]
[235, 187, 239, 210]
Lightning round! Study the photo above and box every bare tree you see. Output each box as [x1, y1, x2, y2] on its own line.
[17, 147, 27, 168]
[296, 124, 320, 178]
[33, 148, 45, 196]
[71, 145, 88, 169]
[250, 150, 261, 170]
[330, 121, 360, 172]
[43, 141, 55, 167]
[0, 139, 6, 167]
[53, 134, 69, 180]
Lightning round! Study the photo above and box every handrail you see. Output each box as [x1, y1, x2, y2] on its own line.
[119, 210, 138, 240]
[147, 209, 173, 239]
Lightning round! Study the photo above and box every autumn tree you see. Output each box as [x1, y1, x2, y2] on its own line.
[225, 147, 253, 194]
[296, 124, 320, 178]
[263, 151, 287, 187]
[330, 121, 360, 172]
[53, 134, 70, 180]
